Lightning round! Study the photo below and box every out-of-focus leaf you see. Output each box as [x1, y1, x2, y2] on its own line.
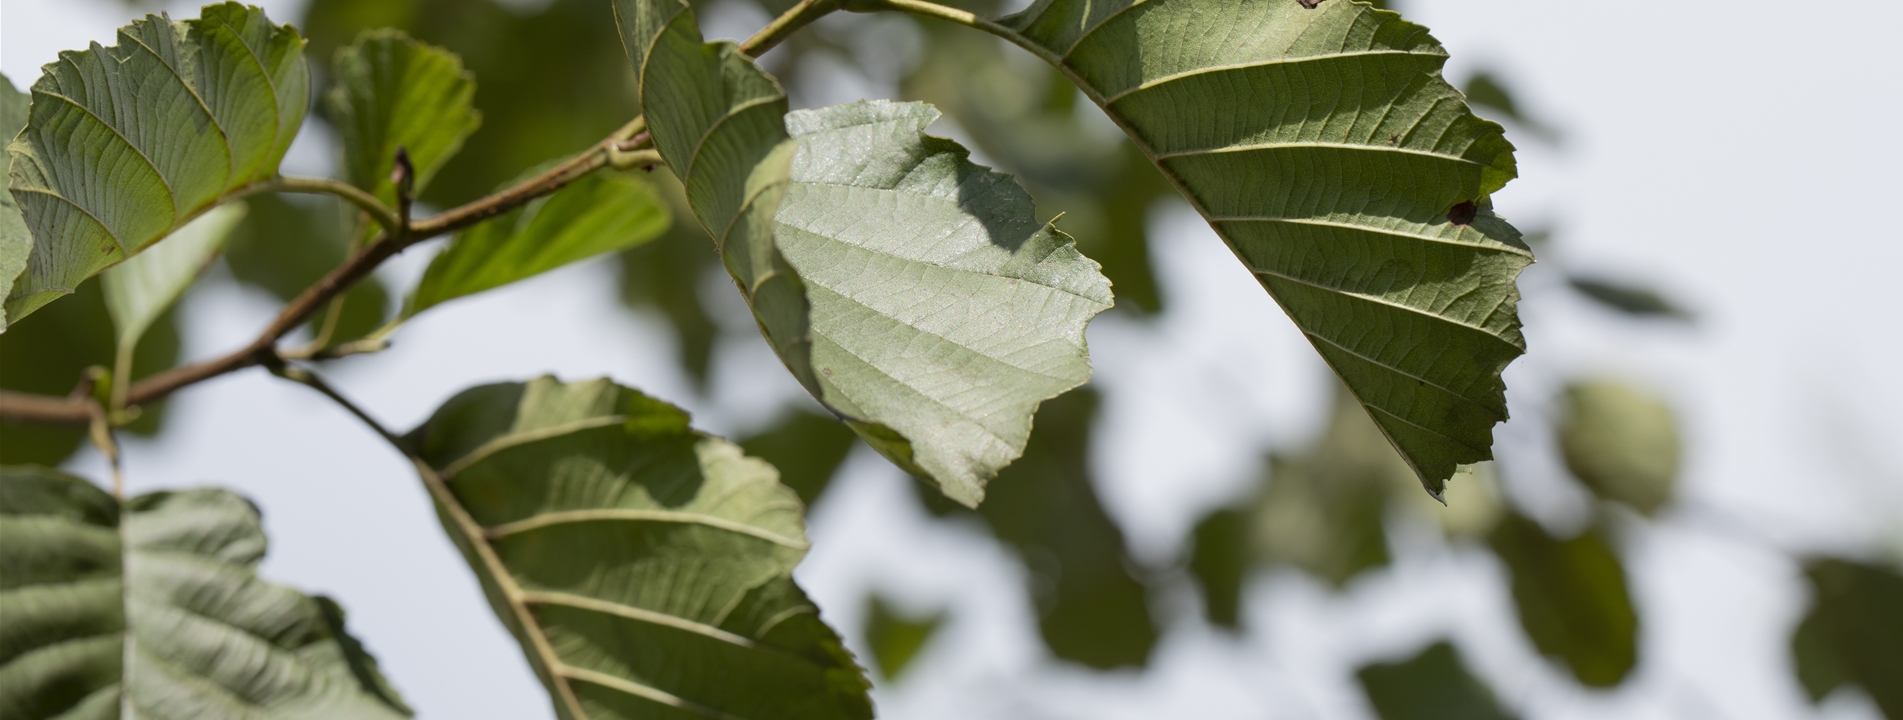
[1463, 71, 1560, 144]
[223, 194, 390, 345]
[0, 282, 178, 465]
[0, 73, 30, 329]
[739, 409, 859, 508]
[864, 594, 945, 682]
[1567, 276, 1693, 322]
[1488, 513, 1638, 687]
[0, 465, 412, 718]
[326, 30, 481, 207]
[1253, 391, 1407, 587]
[1791, 558, 1903, 718]
[1357, 641, 1516, 720]
[301, 0, 638, 208]
[991, 0, 1531, 498]
[1188, 507, 1248, 629]
[407, 170, 667, 316]
[102, 204, 245, 353]
[617, 169, 722, 387]
[4, 3, 308, 325]
[405, 376, 873, 719]
[1558, 380, 1681, 516]
[901, 24, 1168, 314]
[916, 388, 1158, 669]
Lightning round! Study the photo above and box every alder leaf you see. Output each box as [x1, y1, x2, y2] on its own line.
[0, 73, 28, 331]
[404, 377, 872, 720]
[0, 465, 412, 719]
[4, 3, 308, 326]
[326, 30, 480, 208]
[1488, 512, 1638, 687]
[1357, 641, 1516, 720]
[992, 0, 1532, 497]
[102, 203, 245, 354]
[1791, 558, 1903, 717]
[407, 170, 668, 317]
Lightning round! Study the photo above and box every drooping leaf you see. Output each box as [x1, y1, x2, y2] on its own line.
[102, 204, 245, 354]
[618, 0, 1115, 506]
[0, 282, 178, 466]
[222, 194, 391, 345]
[404, 377, 872, 720]
[1356, 641, 1516, 720]
[1790, 558, 1903, 718]
[407, 169, 668, 316]
[326, 30, 480, 208]
[738, 409, 860, 508]
[1487, 512, 1638, 687]
[0, 465, 412, 719]
[1188, 506, 1248, 629]
[990, 0, 1532, 497]
[863, 594, 945, 682]
[914, 388, 1158, 669]
[0, 73, 30, 330]
[1567, 276, 1693, 322]
[4, 3, 309, 325]
[1557, 379, 1680, 516]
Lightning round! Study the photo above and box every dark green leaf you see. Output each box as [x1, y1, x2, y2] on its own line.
[738, 409, 859, 508]
[222, 194, 391, 344]
[0, 465, 411, 718]
[405, 377, 873, 720]
[1188, 507, 1248, 629]
[407, 170, 668, 316]
[1558, 380, 1681, 516]
[864, 595, 945, 682]
[5, 3, 308, 325]
[1567, 276, 1693, 322]
[1487, 513, 1638, 687]
[993, 0, 1532, 497]
[326, 30, 480, 207]
[1357, 641, 1516, 720]
[0, 282, 178, 466]
[1790, 558, 1903, 718]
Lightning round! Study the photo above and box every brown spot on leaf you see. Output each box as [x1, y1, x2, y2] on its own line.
[1447, 201, 1478, 226]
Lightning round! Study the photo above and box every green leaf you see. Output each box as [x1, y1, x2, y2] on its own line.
[1356, 641, 1516, 720]
[1557, 380, 1681, 516]
[0, 73, 30, 332]
[407, 169, 668, 316]
[1567, 275, 1693, 322]
[914, 388, 1158, 668]
[991, 0, 1531, 497]
[405, 376, 872, 720]
[1790, 558, 1903, 718]
[223, 194, 392, 345]
[617, 169, 724, 387]
[1187, 507, 1248, 629]
[1252, 390, 1404, 587]
[102, 203, 245, 353]
[326, 29, 480, 208]
[863, 594, 945, 682]
[739, 409, 860, 508]
[0, 465, 412, 719]
[4, 2, 308, 326]
[1487, 512, 1638, 687]
[0, 282, 179, 465]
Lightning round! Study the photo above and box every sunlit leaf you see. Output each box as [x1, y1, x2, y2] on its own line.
[1791, 558, 1903, 718]
[0, 465, 412, 719]
[1488, 512, 1638, 687]
[739, 408, 859, 508]
[4, 3, 308, 325]
[405, 376, 872, 720]
[326, 29, 480, 207]
[102, 204, 245, 354]
[1357, 640, 1516, 720]
[991, 0, 1531, 497]
[407, 169, 668, 316]
[1558, 379, 1680, 516]
[863, 594, 945, 682]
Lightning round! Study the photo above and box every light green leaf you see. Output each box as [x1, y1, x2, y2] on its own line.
[1558, 379, 1681, 516]
[4, 3, 308, 326]
[407, 170, 668, 316]
[326, 30, 480, 208]
[1357, 641, 1516, 720]
[102, 203, 245, 353]
[1487, 513, 1638, 687]
[0, 73, 29, 333]
[404, 376, 872, 720]
[991, 0, 1532, 497]
[0, 465, 412, 719]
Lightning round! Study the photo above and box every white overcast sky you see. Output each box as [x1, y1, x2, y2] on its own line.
[5, 1, 1902, 719]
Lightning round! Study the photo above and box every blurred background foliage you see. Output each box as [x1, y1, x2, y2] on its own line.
[9, 0, 1898, 717]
